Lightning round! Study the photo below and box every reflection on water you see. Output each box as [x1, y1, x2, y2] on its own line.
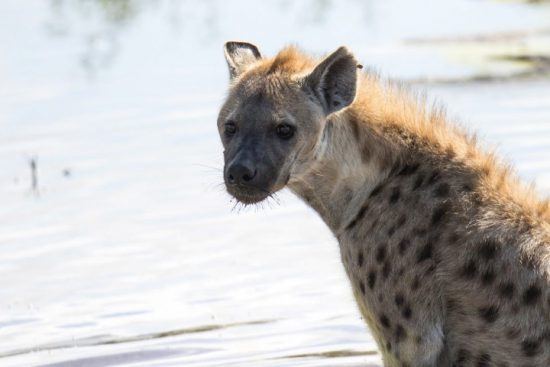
[50, 0, 143, 25]
[42, 0, 550, 81]
[45, 0, 159, 74]
[282, 350, 378, 359]
[0, 319, 274, 359]
[39, 349, 199, 367]
[1, 1, 550, 366]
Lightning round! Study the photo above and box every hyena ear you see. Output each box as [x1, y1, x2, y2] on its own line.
[223, 41, 262, 80]
[304, 46, 359, 115]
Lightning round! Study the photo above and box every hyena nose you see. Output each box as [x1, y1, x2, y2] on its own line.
[227, 162, 257, 186]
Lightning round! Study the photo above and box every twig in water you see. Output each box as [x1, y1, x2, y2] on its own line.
[29, 156, 38, 195]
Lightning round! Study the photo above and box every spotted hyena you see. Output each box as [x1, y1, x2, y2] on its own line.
[216, 41, 550, 367]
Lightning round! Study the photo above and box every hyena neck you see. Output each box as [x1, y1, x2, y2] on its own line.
[288, 112, 395, 234]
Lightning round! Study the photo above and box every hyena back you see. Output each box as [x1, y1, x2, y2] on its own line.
[217, 41, 550, 367]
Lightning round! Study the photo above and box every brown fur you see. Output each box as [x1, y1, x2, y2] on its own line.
[252, 46, 550, 225]
[218, 43, 550, 367]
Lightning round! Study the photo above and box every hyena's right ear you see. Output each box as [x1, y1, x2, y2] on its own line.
[223, 41, 262, 80]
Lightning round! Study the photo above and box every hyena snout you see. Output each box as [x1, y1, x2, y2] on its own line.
[226, 159, 257, 186]
[224, 155, 274, 204]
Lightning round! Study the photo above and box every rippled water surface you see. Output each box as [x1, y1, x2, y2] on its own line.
[1, 1, 550, 366]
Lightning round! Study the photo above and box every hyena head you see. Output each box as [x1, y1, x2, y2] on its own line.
[217, 41, 359, 204]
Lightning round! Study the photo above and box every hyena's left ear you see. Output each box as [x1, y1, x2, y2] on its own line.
[304, 46, 359, 115]
[224, 41, 262, 80]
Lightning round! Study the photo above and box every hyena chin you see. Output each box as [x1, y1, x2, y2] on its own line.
[217, 41, 550, 367]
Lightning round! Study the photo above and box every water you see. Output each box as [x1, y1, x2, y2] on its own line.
[1, 1, 549, 366]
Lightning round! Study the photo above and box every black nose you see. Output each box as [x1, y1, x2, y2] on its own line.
[227, 162, 257, 186]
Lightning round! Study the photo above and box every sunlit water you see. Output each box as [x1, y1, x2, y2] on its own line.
[1, 1, 550, 366]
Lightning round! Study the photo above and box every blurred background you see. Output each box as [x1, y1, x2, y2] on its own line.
[1, 1, 550, 366]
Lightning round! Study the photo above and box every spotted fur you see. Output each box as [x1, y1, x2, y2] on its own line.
[218, 43, 550, 367]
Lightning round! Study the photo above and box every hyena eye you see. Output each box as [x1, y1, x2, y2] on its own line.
[276, 123, 295, 140]
[224, 121, 237, 136]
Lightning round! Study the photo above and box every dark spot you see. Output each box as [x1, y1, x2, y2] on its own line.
[446, 298, 458, 311]
[476, 353, 491, 367]
[478, 240, 498, 261]
[398, 239, 410, 255]
[397, 214, 407, 226]
[402, 305, 412, 319]
[345, 203, 368, 230]
[375, 246, 386, 263]
[426, 170, 441, 186]
[333, 101, 340, 107]
[412, 174, 424, 190]
[389, 187, 401, 204]
[411, 276, 420, 290]
[471, 192, 483, 206]
[413, 227, 427, 237]
[448, 232, 460, 245]
[386, 341, 392, 351]
[394, 293, 404, 307]
[459, 260, 478, 279]
[357, 251, 364, 267]
[250, 91, 265, 103]
[478, 305, 499, 323]
[368, 271, 377, 289]
[380, 314, 390, 328]
[369, 217, 380, 231]
[434, 182, 450, 197]
[505, 328, 519, 340]
[431, 205, 448, 226]
[523, 284, 541, 306]
[480, 269, 496, 285]
[398, 162, 420, 176]
[522, 254, 539, 271]
[416, 242, 433, 263]
[462, 183, 474, 192]
[445, 147, 456, 158]
[359, 281, 365, 295]
[456, 349, 470, 365]
[389, 215, 407, 237]
[521, 339, 541, 357]
[344, 190, 353, 202]
[389, 162, 401, 176]
[345, 219, 357, 231]
[370, 184, 383, 198]
[382, 261, 391, 279]
[395, 324, 407, 342]
[350, 118, 360, 140]
[425, 264, 436, 274]
[360, 145, 371, 163]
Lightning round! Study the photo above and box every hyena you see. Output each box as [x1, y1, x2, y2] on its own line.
[217, 41, 550, 367]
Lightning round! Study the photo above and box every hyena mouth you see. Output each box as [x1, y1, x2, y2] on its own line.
[226, 185, 270, 205]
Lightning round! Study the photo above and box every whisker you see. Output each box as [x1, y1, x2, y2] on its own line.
[190, 163, 223, 175]
[203, 181, 227, 192]
[230, 198, 240, 213]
